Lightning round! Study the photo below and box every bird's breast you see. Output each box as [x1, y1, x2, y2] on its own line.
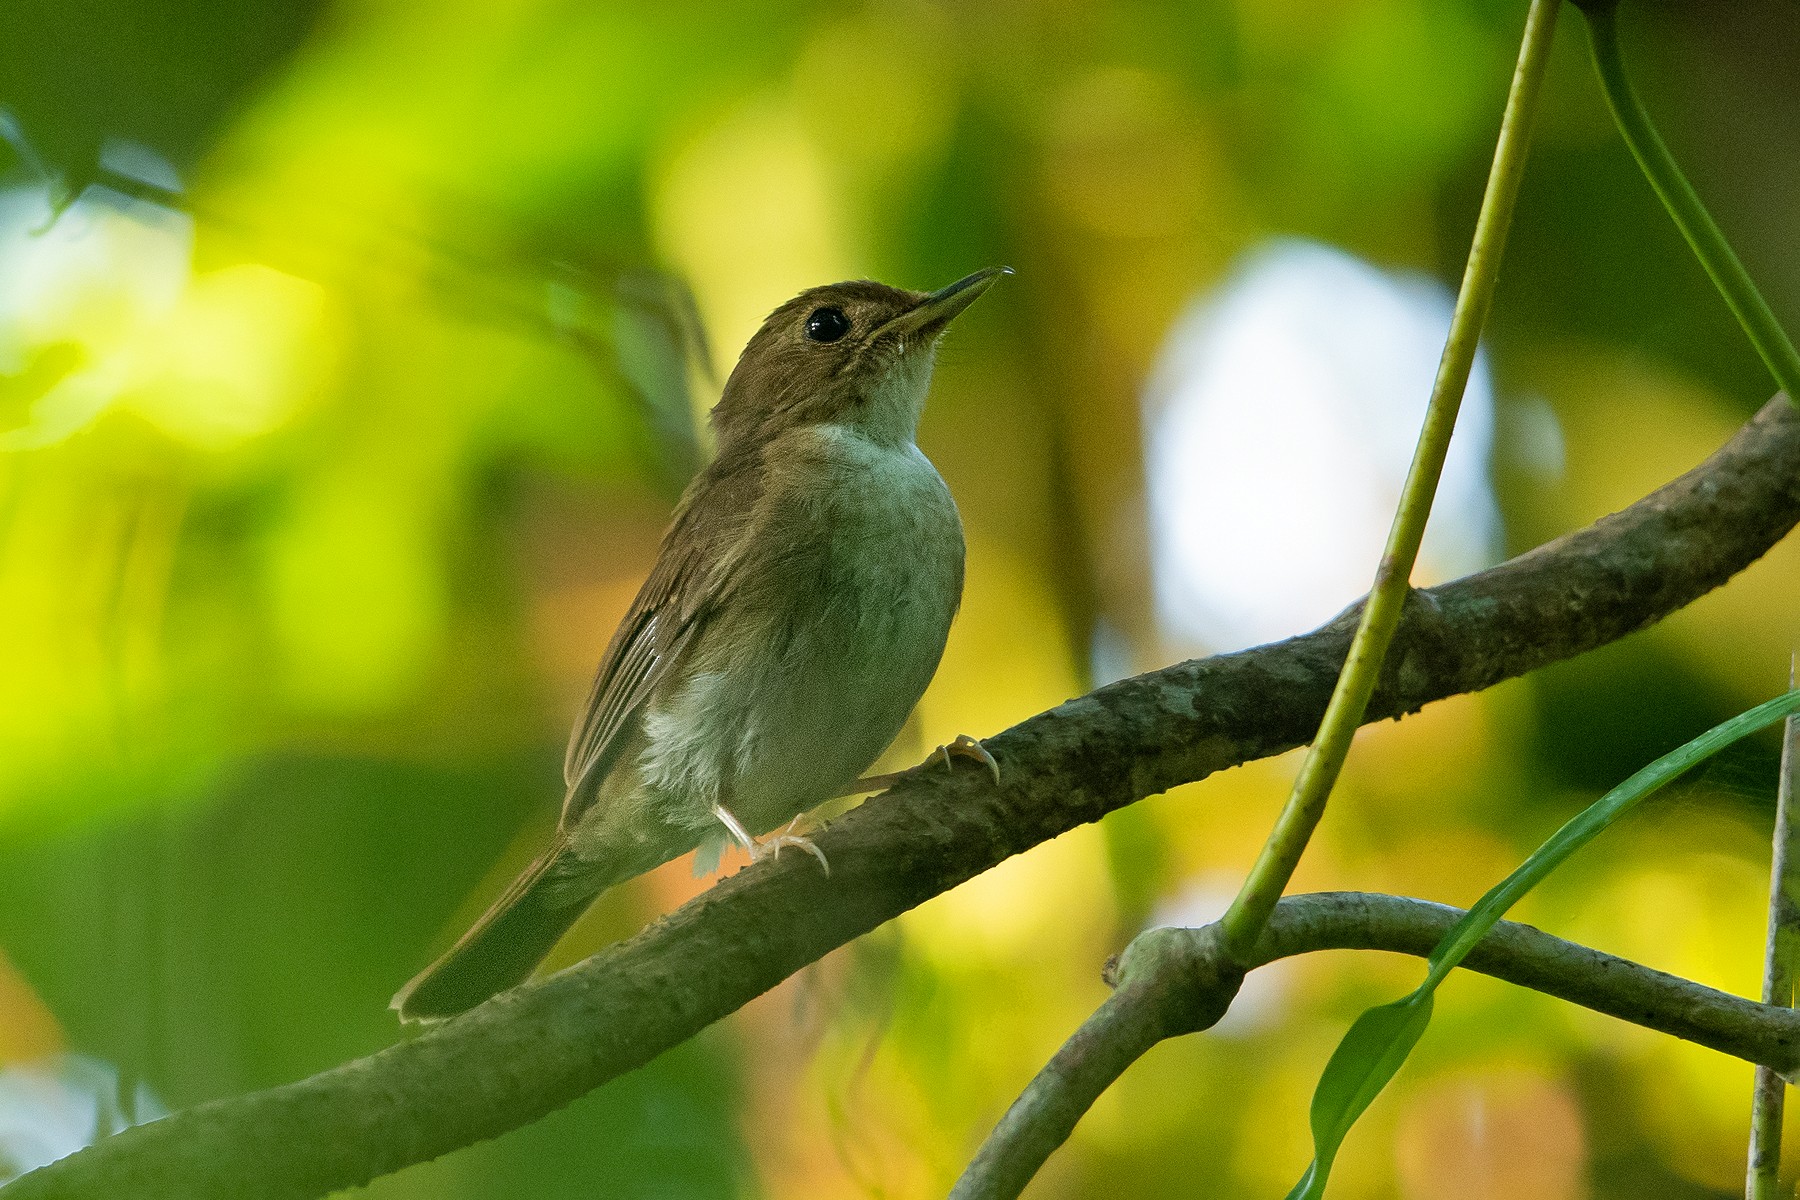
[639, 424, 965, 831]
[750, 424, 966, 737]
[790, 427, 965, 631]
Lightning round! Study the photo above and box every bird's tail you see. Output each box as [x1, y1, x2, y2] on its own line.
[392, 834, 598, 1022]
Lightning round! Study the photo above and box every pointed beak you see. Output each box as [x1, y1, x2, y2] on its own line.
[890, 266, 1012, 340]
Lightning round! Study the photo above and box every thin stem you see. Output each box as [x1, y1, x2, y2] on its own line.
[950, 927, 1243, 1200]
[1749, 657, 1800, 1200]
[947, 982, 1174, 1200]
[1580, 3, 1800, 403]
[1218, 0, 1561, 962]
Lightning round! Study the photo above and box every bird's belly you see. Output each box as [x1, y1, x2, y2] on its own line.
[735, 583, 948, 821]
[640, 437, 963, 834]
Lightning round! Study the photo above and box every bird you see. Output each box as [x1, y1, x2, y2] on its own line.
[392, 267, 1009, 1021]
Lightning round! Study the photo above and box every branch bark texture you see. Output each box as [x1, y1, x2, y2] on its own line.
[10, 396, 1800, 1200]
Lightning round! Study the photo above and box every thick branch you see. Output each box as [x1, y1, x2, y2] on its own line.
[953, 892, 1800, 1200]
[10, 396, 1800, 1200]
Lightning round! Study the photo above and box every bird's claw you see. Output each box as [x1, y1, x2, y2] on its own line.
[714, 805, 830, 876]
[834, 734, 1001, 797]
[931, 734, 1001, 786]
[753, 817, 831, 876]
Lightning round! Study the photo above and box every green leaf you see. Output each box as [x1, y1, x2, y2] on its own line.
[1285, 686, 1800, 1199]
[1287, 993, 1433, 1200]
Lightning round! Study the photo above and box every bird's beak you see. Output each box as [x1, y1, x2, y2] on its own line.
[889, 266, 1012, 341]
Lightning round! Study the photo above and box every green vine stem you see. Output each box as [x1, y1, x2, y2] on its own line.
[1748, 658, 1800, 1200]
[1578, 0, 1800, 402]
[1218, 0, 1562, 962]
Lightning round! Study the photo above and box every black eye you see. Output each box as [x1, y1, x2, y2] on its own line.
[803, 306, 850, 343]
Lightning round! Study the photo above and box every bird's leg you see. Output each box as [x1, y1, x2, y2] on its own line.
[836, 734, 1001, 797]
[712, 803, 830, 875]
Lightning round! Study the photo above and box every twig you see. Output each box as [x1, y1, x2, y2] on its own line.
[1749, 657, 1800, 1200]
[1577, 0, 1800, 404]
[954, 893, 1800, 1200]
[6, 397, 1800, 1200]
[949, 927, 1242, 1200]
[1219, 0, 1560, 961]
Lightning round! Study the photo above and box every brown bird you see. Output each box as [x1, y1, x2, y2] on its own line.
[393, 268, 1007, 1021]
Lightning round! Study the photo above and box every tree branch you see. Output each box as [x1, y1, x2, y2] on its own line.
[952, 891, 1800, 1200]
[9, 395, 1800, 1200]
[952, 923, 1243, 1200]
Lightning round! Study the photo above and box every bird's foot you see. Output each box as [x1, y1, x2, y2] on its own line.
[837, 734, 1000, 796]
[757, 816, 831, 875]
[712, 805, 830, 875]
[930, 734, 1002, 783]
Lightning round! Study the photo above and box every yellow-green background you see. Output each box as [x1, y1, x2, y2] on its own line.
[3, 1, 1800, 1196]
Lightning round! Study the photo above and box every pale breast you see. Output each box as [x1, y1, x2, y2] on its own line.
[638, 424, 965, 833]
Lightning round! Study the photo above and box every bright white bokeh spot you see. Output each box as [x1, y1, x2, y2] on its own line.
[0, 1055, 166, 1182]
[0, 149, 333, 453]
[0, 181, 194, 449]
[1143, 238, 1500, 652]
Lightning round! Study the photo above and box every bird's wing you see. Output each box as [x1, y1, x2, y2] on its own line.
[558, 460, 758, 828]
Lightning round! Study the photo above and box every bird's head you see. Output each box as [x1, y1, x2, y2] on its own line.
[710, 267, 1008, 450]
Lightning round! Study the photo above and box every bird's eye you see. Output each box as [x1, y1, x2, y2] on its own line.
[803, 306, 851, 343]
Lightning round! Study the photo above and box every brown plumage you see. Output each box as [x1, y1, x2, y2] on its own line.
[393, 269, 1006, 1021]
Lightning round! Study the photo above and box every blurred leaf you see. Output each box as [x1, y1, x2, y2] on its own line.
[606, 272, 707, 486]
[0, 343, 84, 434]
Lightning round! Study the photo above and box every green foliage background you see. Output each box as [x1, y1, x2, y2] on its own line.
[3, 1, 1800, 1196]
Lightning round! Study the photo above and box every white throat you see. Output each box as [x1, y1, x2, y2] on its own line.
[853, 346, 938, 447]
